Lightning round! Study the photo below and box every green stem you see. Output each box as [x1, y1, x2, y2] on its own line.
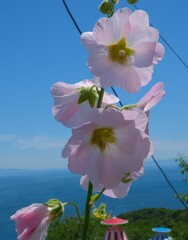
[82, 87, 105, 240]
[105, 104, 121, 111]
[82, 182, 93, 240]
[65, 202, 83, 226]
[97, 88, 105, 108]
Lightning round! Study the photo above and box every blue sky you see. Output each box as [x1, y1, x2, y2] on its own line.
[0, 0, 188, 169]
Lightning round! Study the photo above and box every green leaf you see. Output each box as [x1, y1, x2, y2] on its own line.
[88, 95, 96, 108]
[78, 87, 99, 108]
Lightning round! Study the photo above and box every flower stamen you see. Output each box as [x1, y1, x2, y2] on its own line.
[108, 37, 135, 65]
[119, 49, 126, 57]
[90, 127, 115, 151]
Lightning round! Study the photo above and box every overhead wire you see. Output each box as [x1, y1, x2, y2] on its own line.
[152, 155, 188, 209]
[61, 0, 188, 210]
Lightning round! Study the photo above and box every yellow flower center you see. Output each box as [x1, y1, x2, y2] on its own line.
[90, 127, 116, 151]
[108, 37, 135, 64]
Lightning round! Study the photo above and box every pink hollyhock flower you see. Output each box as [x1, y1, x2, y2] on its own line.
[62, 108, 151, 188]
[81, 167, 144, 199]
[136, 82, 165, 112]
[11, 200, 63, 240]
[81, 8, 164, 93]
[51, 79, 119, 128]
[11, 204, 51, 240]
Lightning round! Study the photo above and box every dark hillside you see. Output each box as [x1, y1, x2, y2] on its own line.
[47, 208, 188, 240]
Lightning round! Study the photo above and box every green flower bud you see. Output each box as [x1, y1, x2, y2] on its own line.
[45, 199, 65, 220]
[127, 0, 138, 4]
[78, 86, 98, 108]
[111, 0, 119, 4]
[90, 194, 100, 205]
[99, 1, 114, 16]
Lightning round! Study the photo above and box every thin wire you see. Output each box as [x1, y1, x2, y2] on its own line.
[111, 87, 124, 107]
[133, 4, 188, 70]
[61, 0, 188, 209]
[152, 155, 188, 210]
[62, 0, 82, 35]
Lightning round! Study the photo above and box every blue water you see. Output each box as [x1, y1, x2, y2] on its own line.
[0, 160, 187, 240]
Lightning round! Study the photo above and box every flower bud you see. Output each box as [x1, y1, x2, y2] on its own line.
[11, 199, 65, 240]
[78, 86, 98, 108]
[99, 1, 114, 16]
[90, 194, 100, 205]
[127, 0, 138, 4]
[111, 0, 119, 4]
[46, 199, 65, 220]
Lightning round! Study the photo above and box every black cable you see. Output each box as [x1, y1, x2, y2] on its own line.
[133, 4, 188, 70]
[61, 0, 188, 210]
[111, 87, 124, 107]
[62, 0, 82, 35]
[152, 155, 188, 210]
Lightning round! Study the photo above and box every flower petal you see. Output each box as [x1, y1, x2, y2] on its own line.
[68, 143, 100, 177]
[104, 182, 132, 199]
[153, 43, 165, 66]
[134, 66, 153, 87]
[28, 217, 50, 240]
[97, 145, 129, 188]
[118, 66, 141, 92]
[137, 82, 165, 111]
[134, 42, 157, 67]
[127, 10, 159, 46]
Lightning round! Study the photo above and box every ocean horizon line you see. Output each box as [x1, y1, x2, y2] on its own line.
[0, 158, 178, 171]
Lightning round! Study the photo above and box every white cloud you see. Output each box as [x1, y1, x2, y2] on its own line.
[0, 134, 17, 142]
[0, 134, 187, 159]
[17, 136, 65, 149]
[0, 134, 66, 149]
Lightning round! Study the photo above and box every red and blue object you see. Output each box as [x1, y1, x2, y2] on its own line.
[101, 217, 129, 240]
[150, 227, 172, 240]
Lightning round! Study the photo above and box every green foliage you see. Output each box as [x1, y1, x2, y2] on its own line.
[119, 208, 188, 240]
[176, 154, 188, 180]
[175, 154, 188, 203]
[46, 218, 83, 240]
[46, 208, 188, 240]
[46, 216, 105, 240]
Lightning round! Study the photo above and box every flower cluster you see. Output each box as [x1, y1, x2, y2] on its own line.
[11, 5, 165, 240]
[51, 8, 165, 197]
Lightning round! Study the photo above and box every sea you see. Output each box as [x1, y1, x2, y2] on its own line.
[0, 160, 187, 240]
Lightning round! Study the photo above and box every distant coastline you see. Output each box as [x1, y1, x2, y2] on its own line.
[1, 159, 187, 240]
[0, 158, 178, 171]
